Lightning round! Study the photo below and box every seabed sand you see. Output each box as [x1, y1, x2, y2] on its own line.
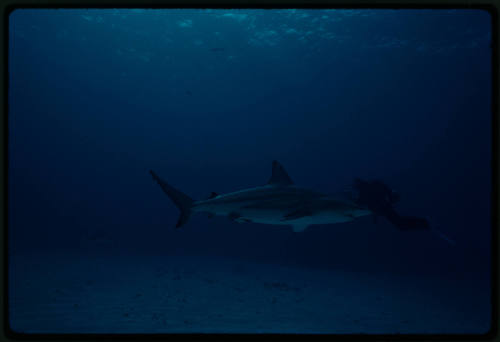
[9, 252, 490, 334]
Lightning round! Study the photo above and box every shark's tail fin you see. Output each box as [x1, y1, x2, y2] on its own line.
[150, 170, 193, 228]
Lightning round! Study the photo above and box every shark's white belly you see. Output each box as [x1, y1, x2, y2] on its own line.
[201, 207, 355, 226]
[192, 190, 370, 232]
[245, 211, 355, 226]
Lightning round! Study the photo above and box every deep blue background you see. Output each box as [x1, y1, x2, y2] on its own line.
[8, 9, 492, 276]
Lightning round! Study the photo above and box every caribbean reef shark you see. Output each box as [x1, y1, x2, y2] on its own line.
[150, 161, 370, 232]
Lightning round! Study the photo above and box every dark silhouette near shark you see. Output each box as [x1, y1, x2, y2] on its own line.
[351, 178, 430, 230]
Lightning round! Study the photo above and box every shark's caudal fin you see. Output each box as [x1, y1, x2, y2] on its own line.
[268, 160, 293, 186]
[150, 170, 193, 228]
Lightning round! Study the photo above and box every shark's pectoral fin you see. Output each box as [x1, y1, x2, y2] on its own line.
[281, 207, 313, 221]
[228, 212, 241, 221]
[207, 213, 215, 219]
[372, 215, 378, 224]
[292, 224, 309, 233]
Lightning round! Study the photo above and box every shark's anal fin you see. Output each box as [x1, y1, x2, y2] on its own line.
[281, 207, 313, 221]
[292, 224, 309, 233]
[267, 160, 293, 186]
[228, 212, 241, 221]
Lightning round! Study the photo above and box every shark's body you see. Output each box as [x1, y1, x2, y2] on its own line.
[150, 161, 371, 232]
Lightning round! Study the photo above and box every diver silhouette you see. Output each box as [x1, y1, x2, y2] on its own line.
[352, 178, 430, 230]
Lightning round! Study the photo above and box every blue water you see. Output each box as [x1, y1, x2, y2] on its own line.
[8, 9, 492, 334]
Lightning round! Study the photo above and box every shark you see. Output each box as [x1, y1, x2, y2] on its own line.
[150, 161, 371, 232]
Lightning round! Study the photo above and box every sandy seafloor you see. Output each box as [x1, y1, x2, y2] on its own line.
[9, 251, 490, 334]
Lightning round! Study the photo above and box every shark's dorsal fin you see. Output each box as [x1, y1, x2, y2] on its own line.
[267, 160, 293, 186]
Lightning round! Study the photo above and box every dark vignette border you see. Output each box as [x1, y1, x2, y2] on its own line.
[0, 0, 498, 341]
